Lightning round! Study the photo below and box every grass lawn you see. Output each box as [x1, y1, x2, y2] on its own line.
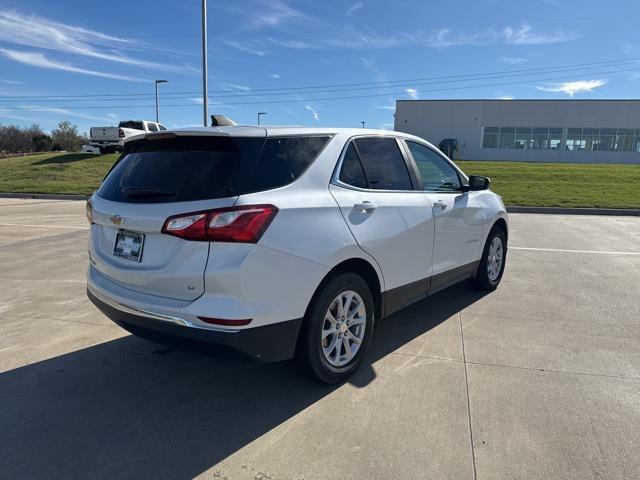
[457, 160, 640, 209]
[0, 152, 117, 195]
[0, 152, 638, 208]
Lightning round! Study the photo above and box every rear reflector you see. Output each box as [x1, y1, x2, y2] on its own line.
[162, 204, 278, 243]
[197, 316, 252, 326]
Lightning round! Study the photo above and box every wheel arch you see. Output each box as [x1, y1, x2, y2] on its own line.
[305, 257, 383, 325]
[492, 217, 508, 242]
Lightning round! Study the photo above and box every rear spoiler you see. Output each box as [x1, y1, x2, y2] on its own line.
[211, 115, 237, 126]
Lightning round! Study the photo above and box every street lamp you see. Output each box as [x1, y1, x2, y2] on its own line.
[201, 0, 208, 126]
[154, 80, 169, 123]
[257, 112, 267, 125]
[361, 121, 365, 128]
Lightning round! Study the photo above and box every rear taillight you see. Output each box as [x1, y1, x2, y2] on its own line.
[161, 204, 278, 243]
[118, 128, 125, 138]
[86, 199, 94, 225]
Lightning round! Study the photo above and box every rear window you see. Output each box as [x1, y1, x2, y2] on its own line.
[119, 121, 144, 130]
[97, 135, 330, 203]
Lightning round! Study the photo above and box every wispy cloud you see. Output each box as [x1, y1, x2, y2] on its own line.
[536, 79, 606, 96]
[539, 0, 563, 5]
[14, 105, 118, 122]
[227, 22, 577, 54]
[361, 56, 387, 83]
[305, 105, 319, 121]
[499, 95, 515, 100]
[1, 79, 24, 85]
[223, 83, 251, 92]
[249, 0, 307, 28]
[224, 40, 268, 56]
[0, 10, 175, 71]
[500, 56, 528, 65]
[0, 48, 145, 82]
[346, 2, 364, 16]
[502, 24, 576, 45]
[405, 88, 418, 100]
[269, 73, 281, 79]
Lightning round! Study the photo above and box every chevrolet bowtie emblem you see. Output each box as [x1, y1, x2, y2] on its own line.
[110, 215, 125, 225]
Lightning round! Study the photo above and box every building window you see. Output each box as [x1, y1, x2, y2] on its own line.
[565, 128, 582, 151]
[617, 129, 635, 152]
[498, 127, 515, 149]
[532, 128, 549, 149]
[548, 128, 563, 150]
[482, 126, 640, 152]
[482, 127, 499, 148]
[515, 127, 532, 149]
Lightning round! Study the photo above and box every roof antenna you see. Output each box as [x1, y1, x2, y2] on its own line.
[210, 115, 237, 127]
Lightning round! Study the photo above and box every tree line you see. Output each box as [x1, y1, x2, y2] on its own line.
[0, 121, 86, 154]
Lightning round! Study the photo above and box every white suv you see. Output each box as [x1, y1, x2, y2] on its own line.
[87, 126, 508, 383]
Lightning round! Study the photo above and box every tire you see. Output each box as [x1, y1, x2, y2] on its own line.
[98, 147, 106, 155]
[471, 226, 507, 291]
[295, 272, 375, 384]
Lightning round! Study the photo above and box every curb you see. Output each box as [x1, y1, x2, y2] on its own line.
[1, 193, 639, 216]
[0, 193, 89, 201]
[506, 206, 640, 216]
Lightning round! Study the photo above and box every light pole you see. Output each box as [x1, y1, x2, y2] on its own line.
[361, 121, 365, 128]
[201, 0, 208, 126]
[154, 80, 168, 123]
[257, 112, 267, 125]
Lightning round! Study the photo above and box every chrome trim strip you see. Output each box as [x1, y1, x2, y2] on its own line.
[88, 284, 190, 327]
[88, 284, 241, 333]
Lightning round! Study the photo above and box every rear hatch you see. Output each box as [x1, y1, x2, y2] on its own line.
[89, 132, 266, 301]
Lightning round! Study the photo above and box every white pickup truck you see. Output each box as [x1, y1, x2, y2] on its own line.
[89, 120, 166, 153]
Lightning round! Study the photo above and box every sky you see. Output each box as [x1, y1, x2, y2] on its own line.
[0, 0, 638, 134]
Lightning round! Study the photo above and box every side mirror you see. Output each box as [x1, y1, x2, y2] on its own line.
[468, 175, 490, 191]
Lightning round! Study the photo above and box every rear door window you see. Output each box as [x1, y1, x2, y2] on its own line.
[147, 123, 158, 132]
[353, 138, 413, 190]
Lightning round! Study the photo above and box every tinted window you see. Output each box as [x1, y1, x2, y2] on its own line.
[234, 136, 330, 193]
[339, 143, 367, 188]
[354, 138, 412, 190]
[98, 136, 264, 203]
[119, 121, 144, 130]
[158, 124, 167, 131]
[97, 135, 330, 203]
[147, 123, 158, 132]
[406, 142, 462, 192]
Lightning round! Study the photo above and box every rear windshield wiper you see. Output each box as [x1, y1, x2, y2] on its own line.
[122, 187, 176, 199]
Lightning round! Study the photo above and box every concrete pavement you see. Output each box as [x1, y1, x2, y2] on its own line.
[0, 199, 638, 479]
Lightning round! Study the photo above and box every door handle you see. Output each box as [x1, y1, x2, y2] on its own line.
[432, 200, 447, 209]
[354, 201, 377, 213]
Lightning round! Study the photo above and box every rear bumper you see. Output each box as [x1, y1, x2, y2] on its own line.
[89, 140, 124, 147]
[87, 288, 303, 362]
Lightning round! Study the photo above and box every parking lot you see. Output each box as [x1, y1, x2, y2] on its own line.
[1, 198, 638, 480]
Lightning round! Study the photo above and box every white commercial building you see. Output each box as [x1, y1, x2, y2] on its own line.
[394, 99, 640, 164]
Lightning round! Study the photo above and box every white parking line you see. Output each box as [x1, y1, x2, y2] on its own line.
[0, 223, 89, 230]
[511, 246, 640, 256]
